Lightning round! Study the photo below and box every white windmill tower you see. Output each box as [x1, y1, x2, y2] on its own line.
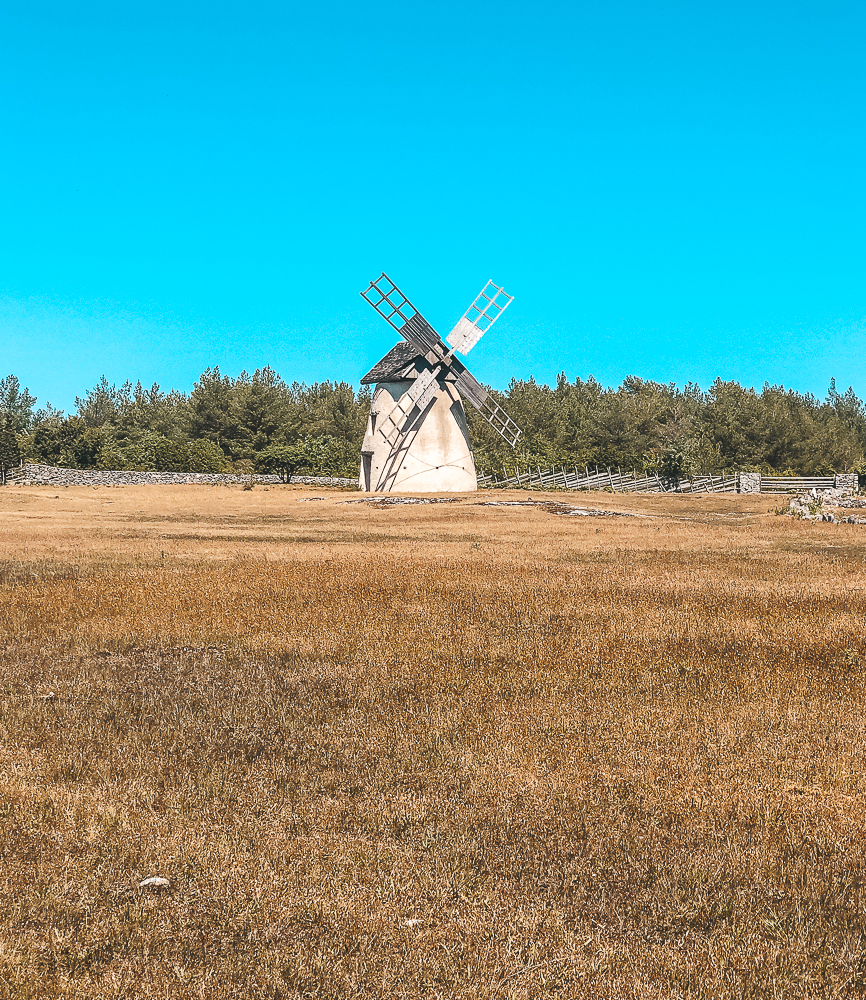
[358, 273, 522, 492]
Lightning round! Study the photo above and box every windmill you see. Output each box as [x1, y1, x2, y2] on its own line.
[358, 272, 522, 492]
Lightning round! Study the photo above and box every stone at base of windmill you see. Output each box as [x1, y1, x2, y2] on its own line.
[360, 379, 478, 493]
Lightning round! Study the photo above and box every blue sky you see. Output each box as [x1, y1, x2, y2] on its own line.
[2, 0, 865, 413]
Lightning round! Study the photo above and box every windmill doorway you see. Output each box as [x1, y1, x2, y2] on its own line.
[361, 453, 372, 491]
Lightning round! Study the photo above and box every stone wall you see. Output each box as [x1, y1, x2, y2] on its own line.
[6, 463, 357, 489]
[738, 472, 761, 494]
[834, 473, 857, 492]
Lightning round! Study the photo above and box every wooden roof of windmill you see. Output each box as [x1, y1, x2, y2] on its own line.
[360, 343, 457, 384]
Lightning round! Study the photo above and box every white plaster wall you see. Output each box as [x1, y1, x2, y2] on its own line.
[359, 380, 477, 492]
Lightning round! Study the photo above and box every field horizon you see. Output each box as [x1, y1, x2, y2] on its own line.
[2, 484, 865, 998]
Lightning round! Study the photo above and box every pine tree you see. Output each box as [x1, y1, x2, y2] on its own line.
[0, 420, 21, 485]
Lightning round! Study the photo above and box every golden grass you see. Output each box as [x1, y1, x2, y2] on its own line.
[1, 484, 865, 998]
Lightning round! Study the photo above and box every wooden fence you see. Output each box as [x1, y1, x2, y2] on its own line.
[475, 468, 854, 494]
[476, 466, 740, 493]
[757, 476, 836, 493]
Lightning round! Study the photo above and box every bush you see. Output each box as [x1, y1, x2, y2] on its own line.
[188, 439, 229, 473]
[255, 436, 359, 481]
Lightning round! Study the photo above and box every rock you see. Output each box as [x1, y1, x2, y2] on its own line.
[401, 918, 423, 928]
[139, 876, 170, 890]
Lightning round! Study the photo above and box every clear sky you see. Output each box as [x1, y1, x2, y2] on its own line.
[2, 0, 865, 413]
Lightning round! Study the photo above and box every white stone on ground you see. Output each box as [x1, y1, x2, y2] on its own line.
[139, 876, 170, 890]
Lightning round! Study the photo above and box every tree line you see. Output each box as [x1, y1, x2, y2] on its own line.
[1, 369, 865, 481]
[0, 370, 369, 481]
[466, 374, 866, 476]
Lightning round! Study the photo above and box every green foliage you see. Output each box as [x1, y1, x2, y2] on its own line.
[75, 375, 131, 428]
[657, 438, 699, 479]
[187, 439, 229, 473]
[0, 419, 21, 483]
[256, 436, 359, 480]
[471, 374, 866, 476]
[9, 366, 866, 477]
[255, 443, 304, 482]
[0, 374, 54, 433]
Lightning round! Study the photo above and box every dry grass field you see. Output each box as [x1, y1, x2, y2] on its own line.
[1, 483, 865, 999]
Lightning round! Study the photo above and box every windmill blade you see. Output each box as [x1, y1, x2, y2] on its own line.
[404, 366, 441, 412]
[450, 363, 522, 448]
[451, 363, 488, 409]
[446, 280, 514, 355]
[361, 273, 445, 356]
[478, 396, 522, 448]
[401, 314, 444, 356]
[378, 367, 441, 447]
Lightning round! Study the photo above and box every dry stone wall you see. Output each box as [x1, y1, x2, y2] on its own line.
[7, 463, 357, 489]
